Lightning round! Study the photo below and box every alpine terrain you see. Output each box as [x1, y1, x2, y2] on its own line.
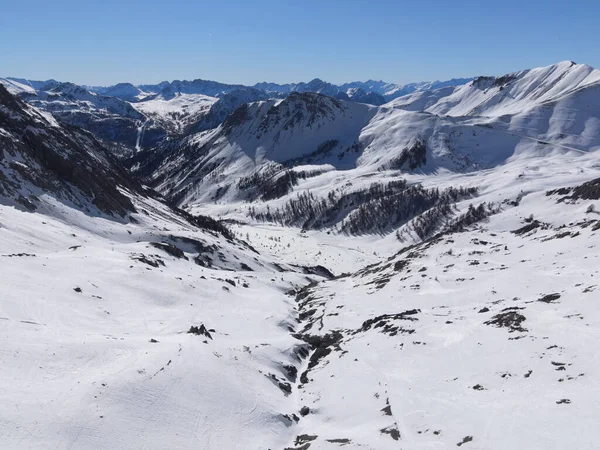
[1, 60, 600, 450]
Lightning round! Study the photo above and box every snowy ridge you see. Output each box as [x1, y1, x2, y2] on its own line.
[387, 61, 600, 153]
[254, 77, 473, 102]
[0, 84, 139, 216]
[388, 61, 600, 118]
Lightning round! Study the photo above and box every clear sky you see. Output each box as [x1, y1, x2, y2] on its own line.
[2, 0, 598, 86]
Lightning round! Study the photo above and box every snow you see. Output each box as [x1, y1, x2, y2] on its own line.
[284, 176, 600, 448]
[148, 83, 600, 207]
[0, 193, 322, 450]
[132, 93, 217, 133]
[2, 60, 600, 449]
[135, 118, 151, 152]
[0, 78, 38, 94]
[178, 150, 600, 449]
[388, 61, 600, 119]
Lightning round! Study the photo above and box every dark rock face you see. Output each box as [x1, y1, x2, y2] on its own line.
[150, 242, 187, 259]
[299, 265, 335, 279]
[188, 324, 213, 339]
[360, 309, 420, 332]
[484, 308, 527, 333]
[457, 436, 474, 446]
[538, 293, 561, 303]
[548, 177, 600, 202]
[294, 331, 344, 385]
[380, 425, 400, 441]
[387, 139, 427, 171]
[512, 220, 542, 235]
[0, 84, 139, 217]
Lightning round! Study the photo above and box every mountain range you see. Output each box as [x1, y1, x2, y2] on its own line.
[1, 60, 600, 449]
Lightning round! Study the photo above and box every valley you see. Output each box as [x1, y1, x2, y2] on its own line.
[1, 60, 599, 449]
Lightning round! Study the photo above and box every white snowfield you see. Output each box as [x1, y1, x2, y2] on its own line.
[0, 195, 319, 450]
[263, 152, 600, 449]
[132, 93, 217, 133]
[1, 60, 600, 450]
[0, 78, 39, 95]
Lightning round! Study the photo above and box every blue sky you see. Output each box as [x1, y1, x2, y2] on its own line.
[2, 0, 598, 86]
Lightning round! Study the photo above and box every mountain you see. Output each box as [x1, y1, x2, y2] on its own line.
[96, 82, 150, 101]
[185, 87, 271, 134]
[0, 84, 138, 215]
[344, 87, 386, 105]
[388, 61, 600, 152]
[388, 61, 600, 117]
[128, 92, 378, 204]
[254, 77, 473, 101]
[0, 83, 335, 450]
[149, 79, 249, 100]
[80, 76, 471, 106]
[132, 63, 600, 212]
[1, 77, 59, 93]
[0, 75, 473, 156]
[130, 91, 217, 135]
[2, 61, 600, 449]
[0, 80, 168, 154]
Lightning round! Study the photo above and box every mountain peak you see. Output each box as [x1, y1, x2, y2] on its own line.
[0, 83, 23, 110]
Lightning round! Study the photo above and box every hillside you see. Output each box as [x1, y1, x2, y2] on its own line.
[0, 84, 333, 450]
[388, 62, 600, 119]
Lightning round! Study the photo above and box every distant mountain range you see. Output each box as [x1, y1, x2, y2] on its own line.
[1, 75, 474, 105]
[0, 74, 474, 153]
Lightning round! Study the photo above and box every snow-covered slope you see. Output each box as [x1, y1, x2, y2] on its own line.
[387, 61, 600, 154]
[389, 61, 600, 118]
[0, 86, 334, 450]
[131, 92, 217, 134]
[4, 119, 600, 450]
[0, 84, 139, 215]
[281, 159, 600, 449]
[173, 144, 600, 450]
[0, 80, 169, 153]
